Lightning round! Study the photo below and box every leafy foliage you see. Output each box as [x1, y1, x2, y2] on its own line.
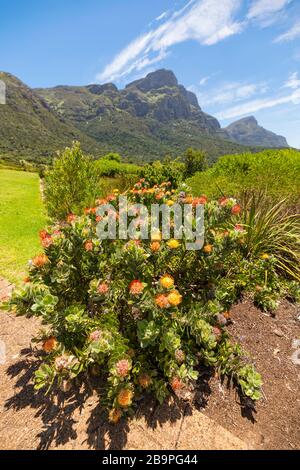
[187, 149, 300, 203]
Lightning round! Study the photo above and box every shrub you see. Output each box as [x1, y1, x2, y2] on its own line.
[140, 159, 184, 188]
[7, 179, 300, 421]
[187, 148, 300, 203]
[183, 147, 207, 178]
[44, 142, 101, 220]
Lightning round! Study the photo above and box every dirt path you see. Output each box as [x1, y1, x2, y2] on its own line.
[0, 281, 299, 450]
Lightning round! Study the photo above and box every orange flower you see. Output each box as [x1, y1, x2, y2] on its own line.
[160, 274, 175, 289]
[150, 241, 161, 252]
[171, 377, 184, 391]
[155, 294, 170, 309]
[129, 280, 144, 296]
[223, 311, 231, 320]
[203, 244, 213, 254]
[84, 207, 97, 215]
[231, 204, 242, 215]
[117, 389, 134, 408]
[167, 290, 182, 307]
[109, 408, 122, 424]
[32, 254, 49, 268]
[43, 337, 57, 353]
[138, 374, 152, 389]
[97, 282, 109, 295]
[193, 196, 207, 206]
[67, 214, 76, 223]
[184, 196, 193, 204]
[85, 240, 94, 251]
[23, 276, 31, 284]
[219, 196, 229, 206]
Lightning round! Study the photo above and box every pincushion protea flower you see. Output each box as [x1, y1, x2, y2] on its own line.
[175, 349, 185, 364]
[54, 355, 77, 372]
[138, 374, 152, 389]
[97, 282, 109, 295]
[193, 195, 208, 206]
[151, 231, 162, 242]
[213, 326, 222, 341]
[150, 241, 160, 252]
[167, 290, 182, 307]
[167, 239, 180, 250]
[109, 408, 122, 424]
[67, 214, 76, 223]
[117, 389, 134, 408]
[116, 359, 131, 378]
[171, 377, 184, 391]
[89, 330, 102, 342]
[43, 337, 57, 353]
[32, 254, 49, 268]
[84, 240, 94, 251]
[203, 244, 213, 254]
[160, 274, 175, 289]
[155, 293, 170, 309]
[129, 280, 144, 295]
[261, 253, 270, 260]
[231, 204, 242, 215]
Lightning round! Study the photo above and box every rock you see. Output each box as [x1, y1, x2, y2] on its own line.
[273, 328, 284, 337]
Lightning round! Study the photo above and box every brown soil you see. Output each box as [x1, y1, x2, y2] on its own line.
[0, 280, 299, 450]
[200, 299, 300, 450]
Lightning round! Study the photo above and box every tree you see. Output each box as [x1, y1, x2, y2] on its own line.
[183, 148, 207, 178]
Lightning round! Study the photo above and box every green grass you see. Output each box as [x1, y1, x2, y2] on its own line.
[0, 169, 46, 285]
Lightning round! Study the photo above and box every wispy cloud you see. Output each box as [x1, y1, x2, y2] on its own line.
[156, 11, 169, 22]
[193, 81, 268, 106]
[247, 0, 293, 25]
[216, 76, 300, 120]
[274, 20, 300, 43]
[283, 71, 300, 89]
[97, 0, 243, 83]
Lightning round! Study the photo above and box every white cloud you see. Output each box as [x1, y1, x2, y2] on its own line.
[247, 0, 292, 23]
[216, 88, 300, 120]
[156, 11, 169, 22]
[283, 72, 300, 89]
[199, 76, 210, 86]
[195, 81, 268, 106]
[97, 0, 243, 83]
[274, 21, 300, 43]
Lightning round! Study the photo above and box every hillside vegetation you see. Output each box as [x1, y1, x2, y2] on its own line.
[187, 148, 300, 202]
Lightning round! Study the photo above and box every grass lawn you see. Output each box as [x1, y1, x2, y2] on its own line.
[0, 169, 46, 285]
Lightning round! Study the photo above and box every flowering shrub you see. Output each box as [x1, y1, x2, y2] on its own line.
[7, 178, 299, 422]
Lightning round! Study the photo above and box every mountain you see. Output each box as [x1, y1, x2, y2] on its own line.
[224, 116, 289, 148]
[35, 69, 256, 163]
[0, 72, 101, 166]
[0, 69, 288, 166]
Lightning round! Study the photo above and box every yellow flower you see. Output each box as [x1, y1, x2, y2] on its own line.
[151, 231, 162, 242]
[167, 239, 180, 249]
[160, 274, 175, 289]
[261, 253, 270, 260]
[166, 200, 175, 207]
[167, 290, 183, 307]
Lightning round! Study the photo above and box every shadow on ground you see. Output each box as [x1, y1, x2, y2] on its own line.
[4, 346, 257, 450]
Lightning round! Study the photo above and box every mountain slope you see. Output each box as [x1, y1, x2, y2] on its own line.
[36, 69, 256, 163]
[0, 72, 101, 165]
[224, 116, 288, 148]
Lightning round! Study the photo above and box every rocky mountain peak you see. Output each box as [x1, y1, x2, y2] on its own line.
[225, 116, 288, 148]
[126, 69, 178, 92]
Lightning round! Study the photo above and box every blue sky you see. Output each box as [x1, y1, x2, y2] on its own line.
[1, 0, 300, 147]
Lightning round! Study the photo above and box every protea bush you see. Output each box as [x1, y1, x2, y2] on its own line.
[6, 178, 299, 423]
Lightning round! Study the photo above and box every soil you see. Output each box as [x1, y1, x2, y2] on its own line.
[0, 278, 299, 450]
